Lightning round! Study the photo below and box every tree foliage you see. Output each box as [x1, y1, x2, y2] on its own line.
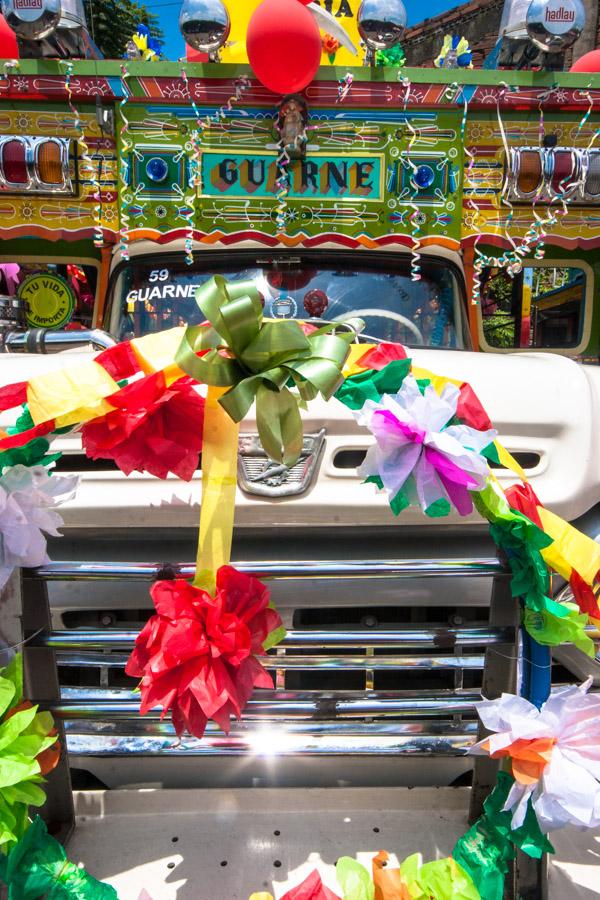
[84, 0, 164, 60]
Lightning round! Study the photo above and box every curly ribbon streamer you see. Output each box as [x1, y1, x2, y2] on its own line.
[180, 67, 200, 266]
[60, 61, 103, 248]
[177, 72, 250, 263]
[445, 81, 482, 306]
[274, 140, 291, 232]
[405, 113, 421, 282]
[395, 76, 421, 282]
[576, 88, 594, 136]
[175, 276, 361, 467]
[1, 59, 19, 87]
[473, 83, 595, 302]
[337, 72, 353, 103]
[118, 65, 132, 261]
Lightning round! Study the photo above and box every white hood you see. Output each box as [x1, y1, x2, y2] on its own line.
[0, 347, 596, 530]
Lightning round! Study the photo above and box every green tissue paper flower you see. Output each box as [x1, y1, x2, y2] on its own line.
[0, 654, 59, 850]
[0, 815, 118, 899]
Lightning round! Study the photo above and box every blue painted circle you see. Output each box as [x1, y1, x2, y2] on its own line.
[146, 157, 169, 184]
[414, 164, 435, 189]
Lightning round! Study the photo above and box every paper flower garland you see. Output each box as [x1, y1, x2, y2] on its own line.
[434, 35, 473, 69]
[471, 680, 600, 832]
[453, 771, 553, 900]
[0, 655, 59, 851]
[81, 373, 205, 481]
[0, 465, 78, 591]
[249, 852, 480, 899]
[0, 815, 117, 899]
[125, 567, 284, 739]
[352, 374, 496, 517]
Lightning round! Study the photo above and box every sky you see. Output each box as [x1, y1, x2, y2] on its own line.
[155, 0, 460, 62]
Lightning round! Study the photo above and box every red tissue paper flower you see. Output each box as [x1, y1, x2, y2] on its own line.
[356, 341, 407, 371]
[281, 870, 341, 900]
[81, 372, 204, 481]
[125, 567, 283, 738]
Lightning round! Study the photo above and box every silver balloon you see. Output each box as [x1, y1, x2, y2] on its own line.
[526, 0, 585, 52]
[179, 0, 230, 54]
[357, 0, 407, 50]
[1, 0, 61, 41]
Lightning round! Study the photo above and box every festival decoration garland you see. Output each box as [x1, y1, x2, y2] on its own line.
[0, 277, 600, 897]
[0, 814, 117, 899]
[81, 372, 205, 481]
[0, 655, 59, 851]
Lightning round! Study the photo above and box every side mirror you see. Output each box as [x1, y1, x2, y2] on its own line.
[3, 328, 117, 354]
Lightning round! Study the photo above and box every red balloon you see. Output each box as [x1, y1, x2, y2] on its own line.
[246, 0, 321, 95]
[0, 15, 19, 59]
[570, 49, 600, 73]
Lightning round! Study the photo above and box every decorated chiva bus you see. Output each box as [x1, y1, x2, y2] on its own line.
[2, 0, 600, 898]
[0, 2, 598, 363]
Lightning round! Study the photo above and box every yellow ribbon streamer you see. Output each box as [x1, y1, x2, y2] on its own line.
[194, 385, 239, 594]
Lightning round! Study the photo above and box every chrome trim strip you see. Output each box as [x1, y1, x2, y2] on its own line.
[44, 625, 513, 651]
[46, 689, 483, 719]
[65, 724, 477, 756]
[63, 719, 478, 738]
[5, 329, 117, 353]
[55, 650, 485, 670]
[30, 558, 506, 581]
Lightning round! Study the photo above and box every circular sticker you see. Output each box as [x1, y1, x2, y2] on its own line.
[18, 273, 76, 329]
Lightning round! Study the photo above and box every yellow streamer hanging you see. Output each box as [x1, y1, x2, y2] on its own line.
[194, 385, 240, 594]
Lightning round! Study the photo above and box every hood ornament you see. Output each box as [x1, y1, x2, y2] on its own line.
[238, 429, 326, 497]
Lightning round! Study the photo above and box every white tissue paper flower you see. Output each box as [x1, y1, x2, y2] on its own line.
[0, 465, 78, 589]
[354, 375, 496, 516]
[470, 679, 600, 832]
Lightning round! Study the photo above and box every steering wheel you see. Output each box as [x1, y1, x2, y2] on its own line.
[333, 309, 424, 345]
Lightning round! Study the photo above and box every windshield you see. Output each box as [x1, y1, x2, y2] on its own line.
[109, 254, 468, 349]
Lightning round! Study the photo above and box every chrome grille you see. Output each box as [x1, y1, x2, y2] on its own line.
[27, 558, 516, 761]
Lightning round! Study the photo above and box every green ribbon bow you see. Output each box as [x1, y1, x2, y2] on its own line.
[175, 276, 361, 466]
[0, 815, 117, 899]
